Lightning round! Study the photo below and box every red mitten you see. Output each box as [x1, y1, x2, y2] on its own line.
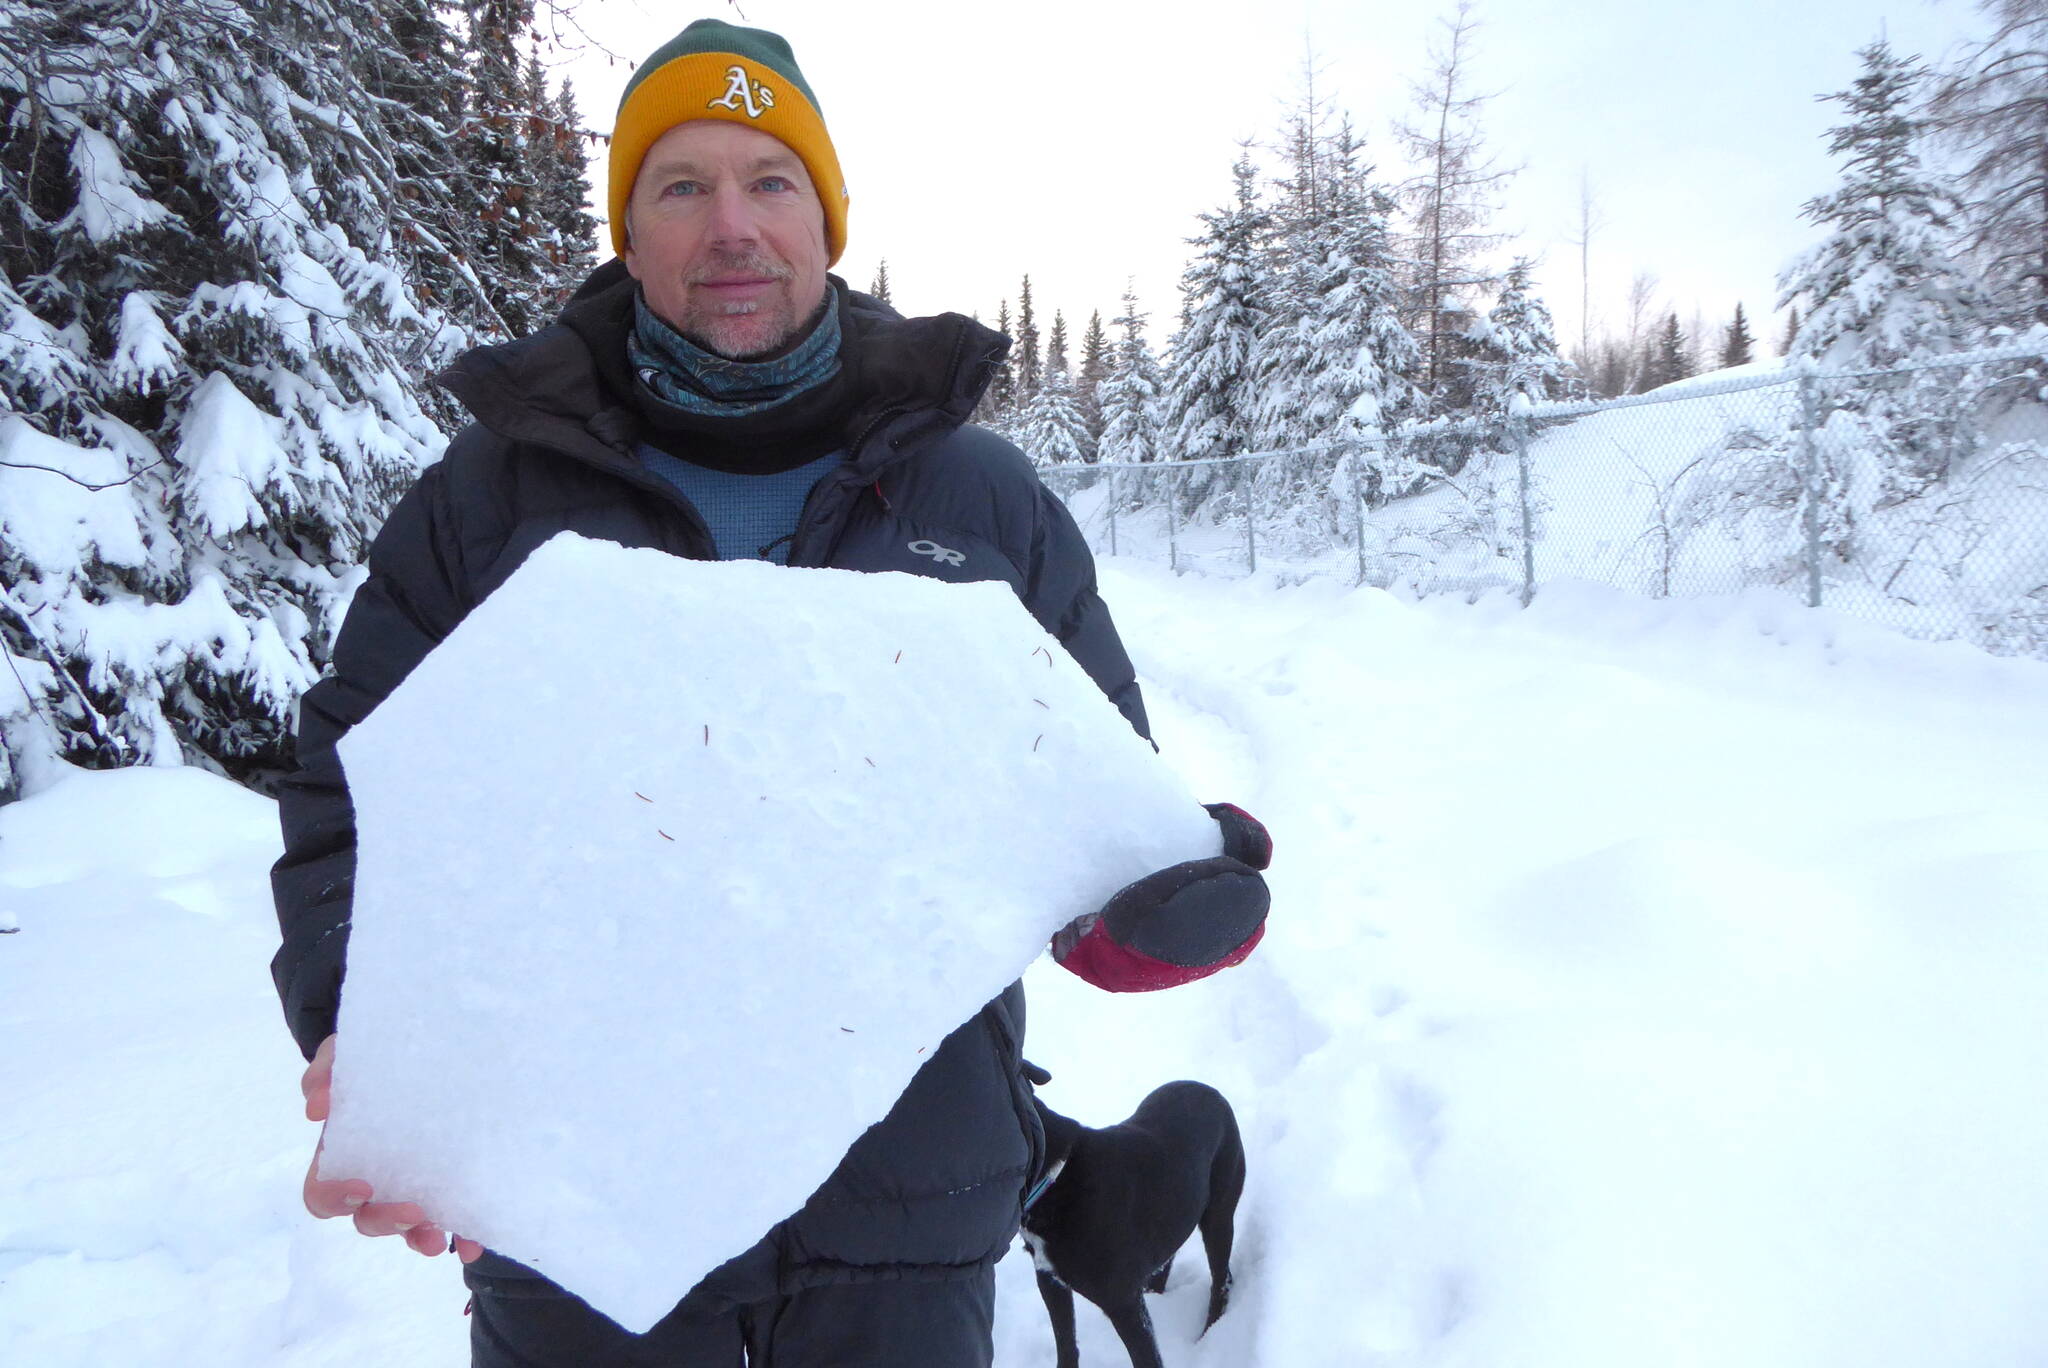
[1051, 804, 1272, 993]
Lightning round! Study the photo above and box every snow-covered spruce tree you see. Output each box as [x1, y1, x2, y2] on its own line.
[1394, 0, 1511, 414]
[1467, 257, 1573, 420]
[1928, 0, 2048, 329]
[0, 0, 450, 798]
[1162, 149, 1270, 511]
[1076, 309, 1108, 455]
[1015, 310, 1091, 466]
[1096, 283, 1166, 469]
[1780, 39, 1991, 500]
[1013, 274, 1041, 407]
[1245, 70, 1332, 456]
[868, 259, 892, 306]
[1014, 371, 1091, 468]
[1249, 121, 1423, 517]
[1720, 303, 1756, 369]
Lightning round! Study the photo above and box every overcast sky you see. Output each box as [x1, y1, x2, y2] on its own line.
[559, 0, 1987, 357]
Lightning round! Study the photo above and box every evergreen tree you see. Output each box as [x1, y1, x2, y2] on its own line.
[1782, 41, 1986, 365]
[361, 0, 487, 346]
[1641, 312, 1695, 389]
[1097, 282, 1167, 467]
[523, 57, 597, 309]
[1469, 257, 1574, 416]
[1779, 39, 1989, 495]
[1252, 57, 1336, 431]
[1014, 315, 1091, 468]
[1035, 309, 1094, 462]
[1163, 151, 1271, 472]
[1249, 122, 1421, 491]
[1046, 310, 1070, 386]
[1720, 303, 1756, 368]
[868, 259, 892, 306]
[0, 0, 450, 796]
[974, 297, 1015, 429]
[1013, 274, 1041, 404]
[1394, 0, 1512, 408]
[454, 1, 594, 338]
[1273, 47, 1334, 253]
[1928, 0, 2048, 329]
[1077, 309, 1109, 453]
[1780, 305, 1802, 357]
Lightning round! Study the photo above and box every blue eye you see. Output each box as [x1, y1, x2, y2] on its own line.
[758, 176, 792, 193]
[662, 181, 702, 197]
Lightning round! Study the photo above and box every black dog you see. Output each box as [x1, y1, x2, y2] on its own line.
[1020, 1077, 1245, 1368]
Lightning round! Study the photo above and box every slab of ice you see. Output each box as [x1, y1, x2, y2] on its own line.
[323, 533, 1217, 1332]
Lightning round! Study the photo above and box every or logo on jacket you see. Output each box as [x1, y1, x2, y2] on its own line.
[908, 539, 966, 567]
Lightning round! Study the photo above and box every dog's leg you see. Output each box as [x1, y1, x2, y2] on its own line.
[1036, 1271, 1082, 1368]
[1199, 1138, 1247, 1332]
[1144, 1252, 1174, 1296]
[1101, 1296, 1167, 1368]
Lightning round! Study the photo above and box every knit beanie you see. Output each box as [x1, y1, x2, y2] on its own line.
[608, 19, 848, 264]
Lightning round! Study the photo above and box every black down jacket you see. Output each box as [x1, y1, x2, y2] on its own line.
[268, 263, 1150, 1316]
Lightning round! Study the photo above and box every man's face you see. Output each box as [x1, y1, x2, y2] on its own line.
[623, 120, 831, 361]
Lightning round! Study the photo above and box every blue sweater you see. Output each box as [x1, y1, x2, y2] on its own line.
[637, 444, 847, 565]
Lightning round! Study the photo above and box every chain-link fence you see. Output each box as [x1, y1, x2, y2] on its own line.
[1037, 345, 2048, 659]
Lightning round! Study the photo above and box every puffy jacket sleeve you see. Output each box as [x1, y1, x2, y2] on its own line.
[269, 460, 472, 1060]
[1025, 482, 1152, 743]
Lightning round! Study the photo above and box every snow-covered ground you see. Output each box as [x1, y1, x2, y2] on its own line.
[5, 560, 2047, 1367]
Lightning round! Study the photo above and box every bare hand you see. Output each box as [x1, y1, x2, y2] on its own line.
[300, 1033, 483, 1262]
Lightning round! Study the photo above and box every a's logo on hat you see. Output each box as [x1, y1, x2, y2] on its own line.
[709, 65, 775, 120]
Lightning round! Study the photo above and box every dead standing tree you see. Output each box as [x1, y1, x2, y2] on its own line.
[1394, 0, 1515, 414]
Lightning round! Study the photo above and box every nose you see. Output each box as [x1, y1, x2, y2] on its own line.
[704, 180, 761, 248]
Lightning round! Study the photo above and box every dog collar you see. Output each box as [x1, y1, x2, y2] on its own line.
[1023, 1158, 1067, 1210]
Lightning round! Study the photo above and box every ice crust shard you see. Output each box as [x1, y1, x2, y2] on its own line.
[322, 533, 1217, 1332]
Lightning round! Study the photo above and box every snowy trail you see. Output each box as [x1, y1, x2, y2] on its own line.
[6, 565, 2048, 1368]
[1008, 565, 1486, 1367]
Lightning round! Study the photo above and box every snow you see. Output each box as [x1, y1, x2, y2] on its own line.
[0, 416, 150, 575]
[173, 372, 287, 541]
[108, 292, 185, 397]
[58, 127, 174, 244]
[6, 562, 2048, 1366]
[323, 535, 1217, 1332]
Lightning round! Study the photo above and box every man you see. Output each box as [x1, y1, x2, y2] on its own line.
[272, 20, 1271, 1367]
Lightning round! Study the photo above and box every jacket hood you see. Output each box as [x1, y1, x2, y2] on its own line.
[436, 259, 1010, 474]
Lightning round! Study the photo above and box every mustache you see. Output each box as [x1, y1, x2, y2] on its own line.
[688, 253, 795, 285]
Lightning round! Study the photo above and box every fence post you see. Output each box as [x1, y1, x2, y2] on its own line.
[1796, 366, 1824, 609]
[1241, 456, 1257, 575]
[1353, 450, 1368, 586]
[1105, 467, 1118, 557]
[1512, 395, 1535, 608]
[1165, 464, 1180, 573]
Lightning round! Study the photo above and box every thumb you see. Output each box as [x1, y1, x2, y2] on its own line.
[301, 1034, 336, 1122]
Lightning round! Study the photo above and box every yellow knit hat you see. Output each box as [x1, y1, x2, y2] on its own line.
[608, 20, 848, 264]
